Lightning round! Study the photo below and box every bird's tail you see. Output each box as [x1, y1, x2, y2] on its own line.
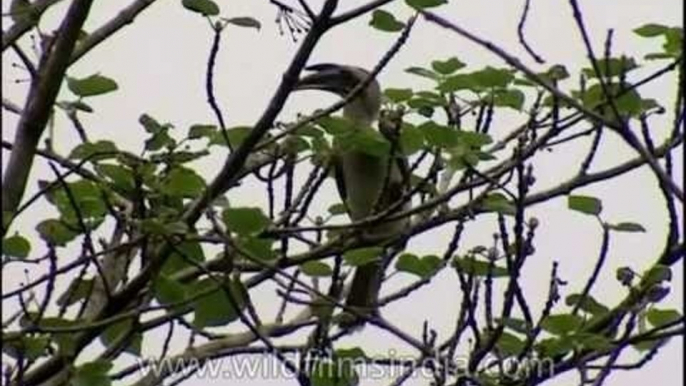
[339, 259, 384, 329]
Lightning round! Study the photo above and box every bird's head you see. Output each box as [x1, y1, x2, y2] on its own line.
[295, 63, 382, 124]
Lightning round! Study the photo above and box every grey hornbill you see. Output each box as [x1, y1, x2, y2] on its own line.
[295, 63, 410, 327]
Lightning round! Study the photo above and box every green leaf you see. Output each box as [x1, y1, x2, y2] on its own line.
[100, 319, 141, 356]
[481, 193, 516, 216]
[73, 100, 94, 112]
[406, 0, 447, 10]
[607, 222, 646, 233]
[544, 64, 570, 82]
[633, 339, 663, 352]
[395, 253, 442, 279]
[188, 124, 217, 139]
[69, 140, 118, 161]
[415, 91, 446, 103]
[369, 10, 404, 32]
[71, 180, 106, 218]
[663, 28, 683, 56]
[140, 219, 189, 236]
[3, 212, 12, 231]
[67, 74, 118, 97]
[384, 88, 413, 103]
[576, 83, 644, 119]
[335, 347, 367, 360]
[565, 294, 609, 315]
[192, 278, 246, 328]
[57, 278, 94, 307]
[431, 57, 465, 75]
[9, 0, 33, 23]
[40, 179, 107, 225]
[36, 219, 78, 246]
[154, 275, 188, 306]
[22, 336, 50, 360]
[224, 16, 261, 30]
[644, 52, 674, 60]
[5, 335, 51, 360]
[236, 236, 276, 261]
[482, 66, 515, 86]
[317, 116, 355, 136]
[144, 130, 173, 151]
[222, 207, 270, 236]
[452, 256, 509, 277]
[160, 240, 205, 275]
[614, 87, 643, 117]
[646, 308, 681, 328]
[634, 23, 670, 37]
[448, 140, 488, 170]
[72, 360, 112, 386]
[536, 336, 575, 357]
[153, 150, 210, 165]
[19, 316, 78, 354]
[343, 247, 382, 266]
[284, 135, 310, 154]
[495, 331, 525, 356]
[642, 265, 671, 285]
[139, 114, 165, 133]
[440, 67, 514, 93]
[57, 99, 94, 113]
[416, 105, 434, 117]
[161, 167, 206, 198]
[573, 332, 613, 351]
[209, 126, 251, 147]
[2, 234, 31, 258]
[568, 195, 602, 216]
[491, 88, 525, 110]
[496, 317, 531, 335]
[437, 74, 476, 93]
[399, 123, 424, 155]
[295, 125, 325, 138]
[638, 98, 662, 113]
[301, 261, 333, 277]
[336, 127, 390, 158]
[182, 0, 219, 16]
[419, 121, 459, 148]
[457, 131, 492, 147]
[405, 66, 440, 81]
[541, 314, 584, 335]
[328, 203, 347, 216]
[582, 57, 638, 79]
[94, 164, 135, 192]
[407, 96, 444, 111]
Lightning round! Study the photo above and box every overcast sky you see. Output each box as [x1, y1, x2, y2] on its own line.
[2, 0, 683, 385]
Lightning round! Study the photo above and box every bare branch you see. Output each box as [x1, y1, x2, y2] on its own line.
[2, 0, 95, 230]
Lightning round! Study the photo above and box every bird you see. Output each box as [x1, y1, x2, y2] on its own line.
[294, 63, 410, 327]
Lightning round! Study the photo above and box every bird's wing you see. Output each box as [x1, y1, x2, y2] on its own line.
[375, 150, 410, 212]
[331, 153, 351, 215]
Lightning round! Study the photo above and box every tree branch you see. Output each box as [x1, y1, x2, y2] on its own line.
[2, 0, 95, 230]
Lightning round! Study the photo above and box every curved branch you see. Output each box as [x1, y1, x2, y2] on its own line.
[69, 0, 159, 64]
[181, 0, 339, 224]
[330, 0, 396, 27]
[421, 10, 684, 202]
[1, 0, 65, 51]
[2, 0, 95, 233]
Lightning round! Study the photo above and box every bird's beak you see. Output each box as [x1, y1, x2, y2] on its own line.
[294, 64, 348, 94]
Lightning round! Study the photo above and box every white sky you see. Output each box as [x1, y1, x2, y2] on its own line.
[1, 0, 684, 385]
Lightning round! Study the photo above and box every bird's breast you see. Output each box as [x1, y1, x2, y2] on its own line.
[340, 150, 408, 239]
